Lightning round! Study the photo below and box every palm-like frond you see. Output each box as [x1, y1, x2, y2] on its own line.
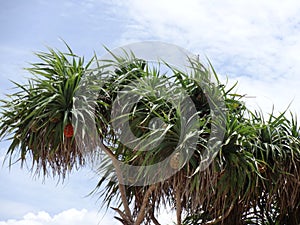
[1, 45, 300, 225]
[0, 46, 94, 178]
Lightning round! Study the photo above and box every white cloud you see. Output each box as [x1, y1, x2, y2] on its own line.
[0, 209, 117, 225]
[104, 0, 300, 115]
[0, 208, 176, 225]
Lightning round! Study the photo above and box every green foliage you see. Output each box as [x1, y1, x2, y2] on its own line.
[0, 45, 94, 177]
[0, 45, 299, 224]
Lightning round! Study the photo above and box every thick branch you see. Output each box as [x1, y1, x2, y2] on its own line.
[175, 187, 182, 225]
[101, 144, 133, 223]
[134, 184, 156, 225]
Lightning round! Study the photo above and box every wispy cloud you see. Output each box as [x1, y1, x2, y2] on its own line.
[103, 0, 300, 114]
[118, 0, 300, 69]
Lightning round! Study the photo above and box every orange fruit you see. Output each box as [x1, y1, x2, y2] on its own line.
[64, 123, 74, 138]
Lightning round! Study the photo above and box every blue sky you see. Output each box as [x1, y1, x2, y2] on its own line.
[1, 0, 300, 224]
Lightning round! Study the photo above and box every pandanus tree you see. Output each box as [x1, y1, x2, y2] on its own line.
[0, 44, 300, 225]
